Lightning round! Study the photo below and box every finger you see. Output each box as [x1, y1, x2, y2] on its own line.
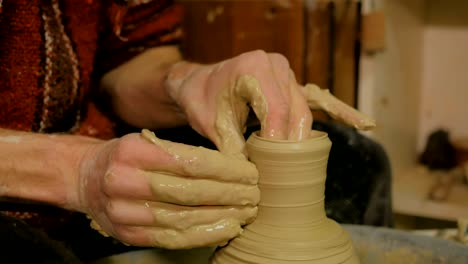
[152, 203, 257, 228]
[143, 171, 260, 206]
[234, 51, 290, 140]
[105, 199, 257, 228]
[267, 53, 291, 101]
[234, 74, 290, 140]
[136, 130, 258, 184]
[112, 218, 242, 249]
[212, 94, 249, 158]
[102, 165, 153, 199]
[267, 54, 310, 140]
[285, 70, 313, 140]
[302, 84, 376, 130]
[102, 168, 260, 206]
[211, 51, 292, 155]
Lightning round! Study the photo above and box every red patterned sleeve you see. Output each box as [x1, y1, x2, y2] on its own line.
[93, 0, 184, 77]
[79, 0, 184, 139]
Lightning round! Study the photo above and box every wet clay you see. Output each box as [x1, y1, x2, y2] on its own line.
[141, 129, 258, 184]
[139, 129, 259, 248]
[213, 77, 375, 157]
[213, 74, 314, 157]
[88, 130, 260, 249]
[143, 171, 259, 206]
[303, 84, 375, 130]
[214, 74, 269, 158]
[149, 203, 257, 230]
[212, 131, 359, 263]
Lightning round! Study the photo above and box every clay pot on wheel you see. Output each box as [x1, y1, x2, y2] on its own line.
[212, 131, 359, 264]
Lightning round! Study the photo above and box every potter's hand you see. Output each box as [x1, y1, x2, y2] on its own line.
[166, 50, 313, 157]
[166, 50, 375, 157]
[102, 47, 374, 157]
[77, 129, 259, 249]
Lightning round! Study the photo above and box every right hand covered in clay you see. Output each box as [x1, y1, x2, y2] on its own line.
[166, 50, 311, 157]
[165, 50, 375, 157]
[75, 129, 259, 249]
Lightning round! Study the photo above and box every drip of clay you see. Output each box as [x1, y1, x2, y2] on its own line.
[212, 131, 359, 263]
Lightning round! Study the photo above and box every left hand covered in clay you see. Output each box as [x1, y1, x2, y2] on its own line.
[165, 50, 375, 157]
[77, 129, 259, 249]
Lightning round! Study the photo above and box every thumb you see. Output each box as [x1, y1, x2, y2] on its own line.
[213, 101, 249, 160]
[214, 75, 271, 159]
[303, 84, 376, 130]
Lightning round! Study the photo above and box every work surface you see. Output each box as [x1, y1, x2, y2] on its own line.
[393, 166, 468, 221]
[93, 225, 468, 264]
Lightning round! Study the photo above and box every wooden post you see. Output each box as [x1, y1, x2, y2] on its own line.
[181, 0, 305, 82]
[331, 0, 361, 107]
[304, 0, 333, 90]
[181, 0, 361, 107]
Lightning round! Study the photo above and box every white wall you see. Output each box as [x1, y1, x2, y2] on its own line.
[418, 0, 468, 150]
[359, 0, 468, 174]
[359, 0, 424, 174]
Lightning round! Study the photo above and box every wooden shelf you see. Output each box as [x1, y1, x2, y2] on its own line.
[393, 166, 468, 222]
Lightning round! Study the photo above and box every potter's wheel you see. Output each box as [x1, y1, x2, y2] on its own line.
[92, 225, 468, 264]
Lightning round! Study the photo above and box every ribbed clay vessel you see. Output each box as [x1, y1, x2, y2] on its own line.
[212, 131, 359, 264]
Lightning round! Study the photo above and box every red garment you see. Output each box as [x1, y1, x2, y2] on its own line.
[0, 0, 183, 256]
[0, 0, 182, 138]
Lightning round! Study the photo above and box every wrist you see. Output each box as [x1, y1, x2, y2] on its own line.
[0, 130, 102, 211]
[165, 61, 199, 101]
[164, 61, 209, 116]
[56, 135, 102, 212]
[60, 136, 104, 212]
[101, 46, 191, 129]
